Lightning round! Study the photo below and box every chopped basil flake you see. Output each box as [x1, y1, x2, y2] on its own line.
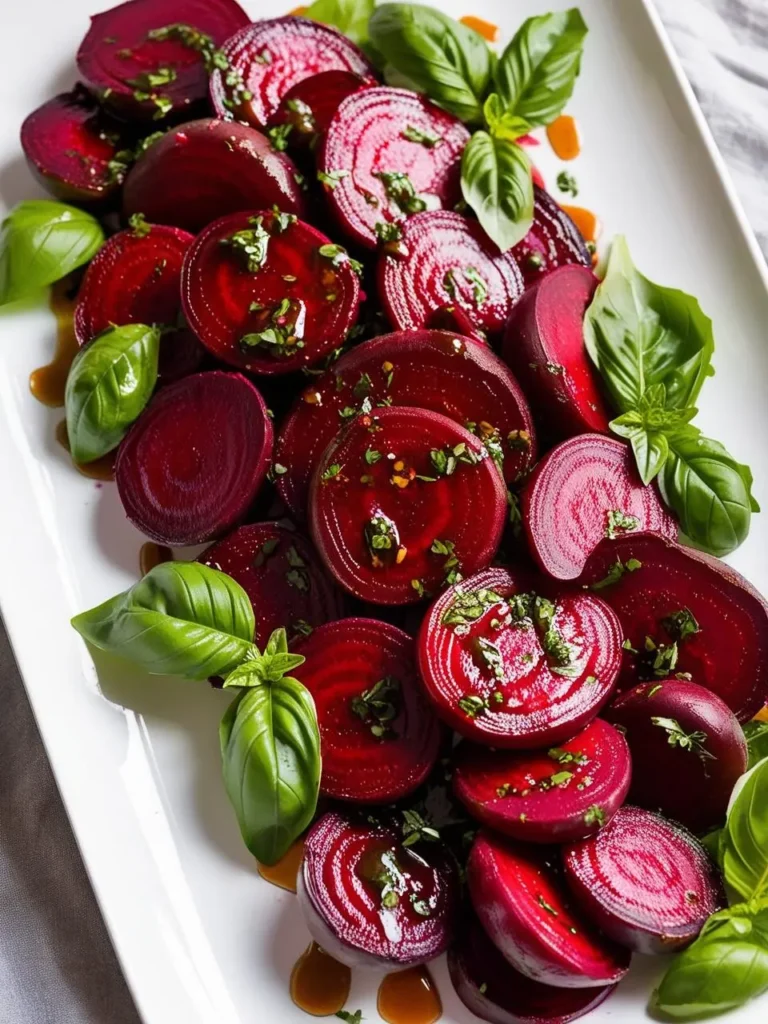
[221, 216, 270, 272]
[335, 1011, 363, 1024]
[364, 448, 381, 465]
[474, 636, 505, 681]
[267, 123, 292, 151]
[590, 557, 642, 590]
[458, 694, 488, 718]
[374, 221, 403, 244]
[318, 242, 363, 275]
[128, 212, 151, 237]
[253, 537, 279, 567]
[375, 170, 427, 215]
[662, 608, 700, 642]
[353, 372, 373, 398]
[548, 747, 588, 766]
[318, 169, 349, 189]
[537, 895, 559, 916]
[442, 588, 504, 629]
[583, 805, 606, 827]
[365, 513, 400, 565]
[351, 675, 401, 739]
[556, 170, 579, 197]
[321, 463, 341, 481]
[605, 508, 641, 539]
[128, 65, 177, 91]
[651, 716, 715, 760]
[401, 809, 440, 848]
[464, 266, 488, 306]
[401, 124, 442, 147]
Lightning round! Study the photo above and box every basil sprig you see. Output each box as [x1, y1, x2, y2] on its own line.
[460, 130, 533, 251]
[306, 0, 375, 46]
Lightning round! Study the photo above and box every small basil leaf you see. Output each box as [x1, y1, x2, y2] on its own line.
[461, 132, 533, 251]
[0, 200, 105, 305]
[305, 0, 375, 46]
[744, 721, 768, 771]
[721, 756, 768, 902]
[71, 562, 255, 680]
[483, 93, 532, 140]
[609, 417, 669, 485]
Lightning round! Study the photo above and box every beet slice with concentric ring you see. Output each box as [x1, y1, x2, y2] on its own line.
[468, 832, 631, 988]
[297, 808, 459, 969]
[291, 618, 442, 803]
[181, 209, 361, 375]
[508, 188, 590, 289]
[453, 719, 631, 844]
[522, 434, 677, 580]
[563, 806, 723, 954]
[275, 330, 536, 518]
[417, 567, 622, 747]
[309, 407, 506, 605]
[115, 371, 272, 545]
[319, 87, 470, 250]
[269, 69, 375, 149]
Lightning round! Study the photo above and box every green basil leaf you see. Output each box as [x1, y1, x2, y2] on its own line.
[460, 132, 533, 251]
[610, 419, 669, 485]
[495, 8, 588, 128]
[700, 827, 725, 867]
[721, 756, 768, 902]
[224, 628, 306, 687]
[305, 0, 375, 46]
[744, 721, 768, 771]
[0, 200, 105, 305]
[483, 93, 532, 140]
[65, 324, 160, 463]
[71, 562, 255, 680]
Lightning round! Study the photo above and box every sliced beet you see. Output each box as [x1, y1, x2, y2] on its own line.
[297, 809, 459, 969]
[181, 209, 360, 375]
[209, 17, 375, 129]
[156, 327, 205, 385]
[522, 435, 677, 580]
[563, 805, 722, 954]
[427, 302, 489, 344]
[291, 618, 442, 803]
[453, 719, 631, 844]
[418, 567, 622, 748]
[607, 680, 747, 832]
[77, 0, 250, 122]
[508, 188, 591, 289]
[115, 371, 272, 545]
[578, 531, 768, 721]
[270, 69, 374, 148]
[122, 119, 305, 233]
[309, 407, 506, 605]
[319, 87, 470, 250]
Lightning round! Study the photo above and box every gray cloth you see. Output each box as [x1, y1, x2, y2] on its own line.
[0, 2, 766, 1022]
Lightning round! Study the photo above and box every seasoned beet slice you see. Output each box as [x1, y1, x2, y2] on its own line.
[508, 188, 590, 289]
[418, 567, 622, 748]
[319, 87, 469, 250]
[156, 327, 205, 385]
[607, 680, 747, 832]
[77, 0, 249, 122]
[297, 809, 459, 969]
[210, 17, 375, 129]
[115, 371, 272, 545]
[427, 302, 489, 344]
[453, 719, 631, 843]
[122, 119, 305, 233]
[578, 532, 768, 721]
[522, 435, 676, 580]
[270, 70, 374, 147]
[181, 209, 360, 375]
[275, 330, 536, 518]
[468, 832, 630, 988]
[309, 407, 506, 605]
[563, 806, 722, 954]
[292, 618, 442, 803]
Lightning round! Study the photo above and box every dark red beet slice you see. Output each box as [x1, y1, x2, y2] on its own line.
[563, 806, 722, 954]
[181, 209, 360, 375]
[578, 531, 768, 721]
[522, 435, 677, 581]
[508, 188, 591, 289]
[156, 327, 205, 385]
[275, 330, 536, 518]
[319, 87, 470, 250]
[270, 69, 374, 147]
[291, 618, 442, 802]
[115, 371, 272, 545]
[607, 680, 747, 832]
[122, 119, 305, 233]
[468, 832, 630, 988]
[427, 302, 489, 344]
[297, 809, 459, 969]
[309, 407, 506, 605]
[77, 0, 250, 122]
[210, 17, 375, 129]
[453, 719, 631, 843]
[418, 567, 622, 747]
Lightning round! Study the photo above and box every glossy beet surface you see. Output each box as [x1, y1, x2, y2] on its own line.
[418, 568, 622, 747]
[115, 371, 272, 545]
[579, 532, 768, 721]
[309, 407, 507, 605]
[508, 188, 591, 288]
[522, 435, 677, 580]
[271, 69, 374, 146]
[453, 719, 631, 843]
[297, 809, 459, 969]
[292, 618, 442, 803]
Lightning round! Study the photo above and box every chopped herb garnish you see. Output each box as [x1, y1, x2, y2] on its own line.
[442, 587, 504, 629]
[662, 608, 701, 643]
[605, 508, 640, 539]
[411, 578, 426, 598]
[351, 676, 401, 738]
[556, 170, 579, 197]
[286, 97, 316, 135]
[458, 694, 488, 718]
[128, 65, 177, 91]
[353, 372, 373, 398]
[548, 747, 588, 766]
[401, 124, 442, 147]
[429, 442, 481, 477]
[375, 170, 427, 215]
[267, 123, 292, 151]
[253, 537, 280, 567]
[318, 169, 349, 189]
[365, 513, 400, 566]
[290, 619, 313, 638]
[336, 1011, 363, 1024]
[411, 899, 432, 917]
[365, 448, 381, 465]
[375, 220, 404, 244]
[647, 683, 663, 697]
[221, 216, 270, 272]
[651, 717, 715, 760]
[640, 638, 679, 679]
[321, 463, 341, 481]
[128, 212, 151, 237]
[590, 557, 642, 590]
[285, 566, 310, 591]
[473, 636, 505, 681]
[401, 809, 440, 847]
[538, 895, 559, 916]
[583, 805, 606, 827]
[464, 266, 488, 306]
[318, 243, 363, 275]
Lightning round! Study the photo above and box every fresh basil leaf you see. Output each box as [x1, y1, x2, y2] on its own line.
[71, 562, 255, 680]
[483, 93, 532, 140]
[700, 827, 725, 868]
[744, 721, 768, 771]
[461, 132, 533, 251]
[224, 628, 306, 686]
[610, 418, 669, 485]
[305, 0, 375, 46]
[0, 200, 104, 305]
[721, 756, 768, 902]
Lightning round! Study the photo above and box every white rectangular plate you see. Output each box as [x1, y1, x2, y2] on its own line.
[1, 1, 767, 1021]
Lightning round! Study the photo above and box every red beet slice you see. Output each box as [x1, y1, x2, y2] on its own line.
[77, 0, 250, 122]
[275, 330, 536, 518]
[418, 567, 622, 747]
[453, 719, 631, 843]
[309, 407, 506, 605]
[291, 618, 442, 802]
[156, 327, 205, 385]
[122, 119, 305, 234]
[607, 680, 747, 832]
[115, 371, 272, 545]
[522, 435, 677, 581]
[209, 17, 375, 129]
[270, 69, 374, 147]
[563, 806, 722, 953]
[468, 832, 630, 988]
[508, 188, 591, 289]
[319, 87, 470, 250]
[502, 266, 611, 440]
[578, 531, 768, 721]
[297, 809, 459, 969]
[181, 209, 361, 375]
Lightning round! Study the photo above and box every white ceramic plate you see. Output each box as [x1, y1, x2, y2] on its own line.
[1, 1, 767, 1021]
